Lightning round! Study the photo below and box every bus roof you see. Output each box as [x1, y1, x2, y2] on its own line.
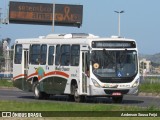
[15, 33, 136, 45]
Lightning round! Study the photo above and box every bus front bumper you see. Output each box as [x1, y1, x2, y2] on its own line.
[89, 85, 138, 96]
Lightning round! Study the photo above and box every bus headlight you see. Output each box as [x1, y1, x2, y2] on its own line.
[91, 78, 101, 88]
[132, 78, 139, 88]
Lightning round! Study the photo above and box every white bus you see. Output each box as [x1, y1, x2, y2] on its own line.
[13, 33, 139, 103]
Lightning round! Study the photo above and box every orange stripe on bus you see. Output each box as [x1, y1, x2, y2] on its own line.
[27, 73, 37, 79]
[13, 74, 26, 80]
[13, 71, 69, 81]
[45, 71, 69, 78]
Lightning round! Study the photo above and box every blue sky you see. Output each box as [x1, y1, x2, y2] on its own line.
[0, 0, 160, 55]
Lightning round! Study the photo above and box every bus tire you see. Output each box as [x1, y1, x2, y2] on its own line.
[43, 92, 50, 100]
[33, 82, 43, 99]
[68, 95, 74, 101]
[112, 96, 123, 103]
[73, 85, 85, 102]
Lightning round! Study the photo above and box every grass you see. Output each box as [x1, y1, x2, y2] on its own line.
[0, 100, 159, 111]
[139, 83, 160, 93]
[0, 100, 159, 120]
[0, 100, 160, 119]
[0, 80, 160, 119]
[0, 79, 13, 87]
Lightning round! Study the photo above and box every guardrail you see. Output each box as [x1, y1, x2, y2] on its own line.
[0, 74, 13, 80]
[140, 75, 160, 84]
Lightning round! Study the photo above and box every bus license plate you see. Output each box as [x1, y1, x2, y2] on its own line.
[112, 92, 122, 96]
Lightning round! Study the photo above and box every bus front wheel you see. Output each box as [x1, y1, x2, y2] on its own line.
[73, 85, 85, 102]
[112, 96, 123, 103]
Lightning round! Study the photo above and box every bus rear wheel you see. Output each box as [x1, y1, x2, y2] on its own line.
[33, 82, 44, 99]
[33, 82, 50, 100]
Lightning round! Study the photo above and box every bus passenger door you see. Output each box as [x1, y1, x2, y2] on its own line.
[24, 49, 29, 76]
[23, 49, 29, 90]
[82, 52, 89, 94]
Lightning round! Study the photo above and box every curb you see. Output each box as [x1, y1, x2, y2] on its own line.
[138, 92, 160, 98]
[0, 87, 18, 90]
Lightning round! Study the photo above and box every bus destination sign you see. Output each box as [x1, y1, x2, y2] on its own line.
[9, 1, 83, 27]
[92, 41, 136, 48]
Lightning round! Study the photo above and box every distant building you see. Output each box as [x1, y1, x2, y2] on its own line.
[152, 66, 160, 74]
[140, 58, 151, 74]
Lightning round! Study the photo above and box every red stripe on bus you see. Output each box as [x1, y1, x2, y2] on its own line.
[27, 73, 37, 79]
[13, 74, 26, 80]
[13, 71, 69, 81]
[45, 71, 69, 78]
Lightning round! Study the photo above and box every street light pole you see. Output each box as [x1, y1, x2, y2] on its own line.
[114, 11, 124, 37]
[0, 8, 2, 25]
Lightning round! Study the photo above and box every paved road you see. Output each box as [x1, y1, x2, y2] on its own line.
[0, 88, 160, 108]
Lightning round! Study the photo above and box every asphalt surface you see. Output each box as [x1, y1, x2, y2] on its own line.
[0, 88, 160, 108]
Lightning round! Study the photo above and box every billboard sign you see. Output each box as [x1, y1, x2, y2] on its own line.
[9, 1, 83, 27]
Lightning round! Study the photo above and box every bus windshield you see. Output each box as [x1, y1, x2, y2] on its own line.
[92, 50, 138, 79]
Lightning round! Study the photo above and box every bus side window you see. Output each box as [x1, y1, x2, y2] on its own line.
[14, 44, 22, 64]
[30, 44, 40, 65]
[40, 45, 47, 65]
[60, 45, 70, 66]
[71, 45, 80, 66]
[48, 46, 54, 65]
[55, 45, 60, 65]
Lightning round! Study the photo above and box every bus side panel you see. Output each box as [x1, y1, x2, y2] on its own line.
[42, 76, 67, 94]
[13, 44, 31, 92]
[13, 78, 32, 92]
[27, 64, 69, 94]
[63, 66, 80, 94]
[13, 64, 27, 91]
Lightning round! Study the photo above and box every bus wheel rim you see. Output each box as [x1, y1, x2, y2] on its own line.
[35, 86, 39, 97]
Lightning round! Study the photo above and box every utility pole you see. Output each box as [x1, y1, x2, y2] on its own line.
[0, 8, 1, 67]
[114, 11, 124, 37]
[3, 38, 11, 77]
[0, 8, 2, 26]
[52, 0, 56, 32]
